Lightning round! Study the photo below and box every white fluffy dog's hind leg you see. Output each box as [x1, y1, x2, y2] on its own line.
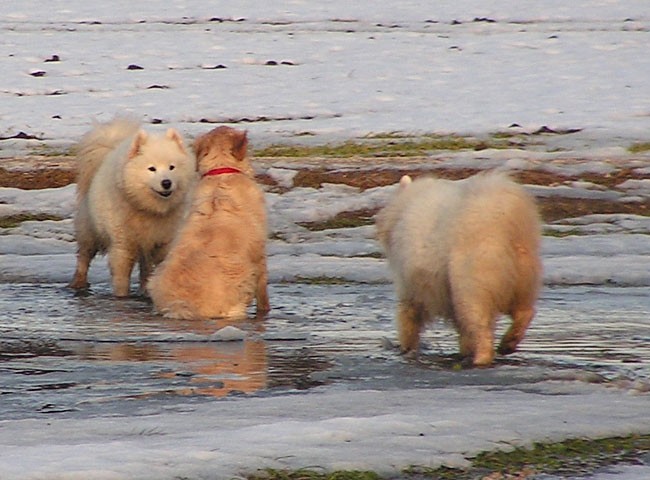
[69, 246, 97, 290]
[499, 306, 535, 355]
[397, 300, 424, 354]
[453, 300, 497, 367]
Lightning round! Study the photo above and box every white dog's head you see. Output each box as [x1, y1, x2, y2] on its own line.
[121, 128, 197, 214]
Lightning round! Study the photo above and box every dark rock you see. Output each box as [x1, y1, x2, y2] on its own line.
[0, 131, 42, 140]
[474, 17, 496, 23]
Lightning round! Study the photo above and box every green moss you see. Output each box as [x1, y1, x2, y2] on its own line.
[491, 131, 521, 139]
[403, 434, 650, 479]
[249, 469, 382, 480]
[402, 465, 466, 479]
[0, 213, 64, 228]
[545, 228, 650, 238]
[355, 252, 384, 259]
[297, 216, 374, 231]
[289, 276, 350, 285]
[254, 133, 511, 158]
[363, 131, 412, 139]
[629, 142, 650, 154]
[543, 228, 584, 238]
[29, 144, 73, 157]
[244, 434, 650, 480]
[470, 434, 650, 476]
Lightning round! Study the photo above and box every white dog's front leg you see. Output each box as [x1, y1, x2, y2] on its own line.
[109, 247, 136, 297]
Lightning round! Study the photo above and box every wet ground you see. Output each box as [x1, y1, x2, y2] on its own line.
[2, 281, 648, 422]
[1, 155, 649, 478]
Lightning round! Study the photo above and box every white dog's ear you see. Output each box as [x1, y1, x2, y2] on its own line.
[166, 128, 186, 153]
[399, 175, 412, 188]
[128, 130, 148, 159]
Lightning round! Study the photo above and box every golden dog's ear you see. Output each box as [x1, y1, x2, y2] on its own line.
[193, 132, 209, 160]
[128, 130, 148, 159]
[166, 128, 186, 153]
[231, 129, 248, 162]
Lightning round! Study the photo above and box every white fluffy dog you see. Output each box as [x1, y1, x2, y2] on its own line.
[69, 119, 196, 296]
[376, 171, 542, 367]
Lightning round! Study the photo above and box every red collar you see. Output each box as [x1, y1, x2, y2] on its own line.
[202, 167, 242, 177]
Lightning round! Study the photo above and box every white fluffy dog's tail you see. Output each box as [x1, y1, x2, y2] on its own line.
[75, 118, 140, 196]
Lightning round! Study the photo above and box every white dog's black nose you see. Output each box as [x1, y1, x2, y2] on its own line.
[161, 179, 172, 190]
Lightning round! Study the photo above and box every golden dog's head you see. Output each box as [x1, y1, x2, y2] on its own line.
[193, 126, 254, 176]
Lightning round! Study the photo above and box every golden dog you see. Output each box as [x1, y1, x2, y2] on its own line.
[147, 126, 270, 319]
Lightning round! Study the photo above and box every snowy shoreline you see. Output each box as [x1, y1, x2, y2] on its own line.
[2, 386, 650, 480]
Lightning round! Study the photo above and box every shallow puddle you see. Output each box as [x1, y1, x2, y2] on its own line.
[1, 282, 648, 419]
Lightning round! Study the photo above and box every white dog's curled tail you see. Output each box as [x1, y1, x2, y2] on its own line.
[75, 118, 141, 196]
[399, 175, 413, 188]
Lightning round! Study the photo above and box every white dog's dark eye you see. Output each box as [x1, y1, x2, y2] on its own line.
[148, 166, 156, 172]
[169, 165, 175, 171]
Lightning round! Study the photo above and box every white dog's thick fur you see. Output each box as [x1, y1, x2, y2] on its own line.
[69, 119, 196, 296]
[376, 171, 542, 367]
[147, 126, 270, 319]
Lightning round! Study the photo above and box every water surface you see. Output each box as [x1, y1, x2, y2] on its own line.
[2, 282, 648, 420]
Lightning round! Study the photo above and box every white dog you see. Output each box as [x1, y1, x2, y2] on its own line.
[69, 119, 196, 296]
[376, 171, 542, 367]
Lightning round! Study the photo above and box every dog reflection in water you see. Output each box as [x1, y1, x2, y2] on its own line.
[82, 317, 267, 397]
